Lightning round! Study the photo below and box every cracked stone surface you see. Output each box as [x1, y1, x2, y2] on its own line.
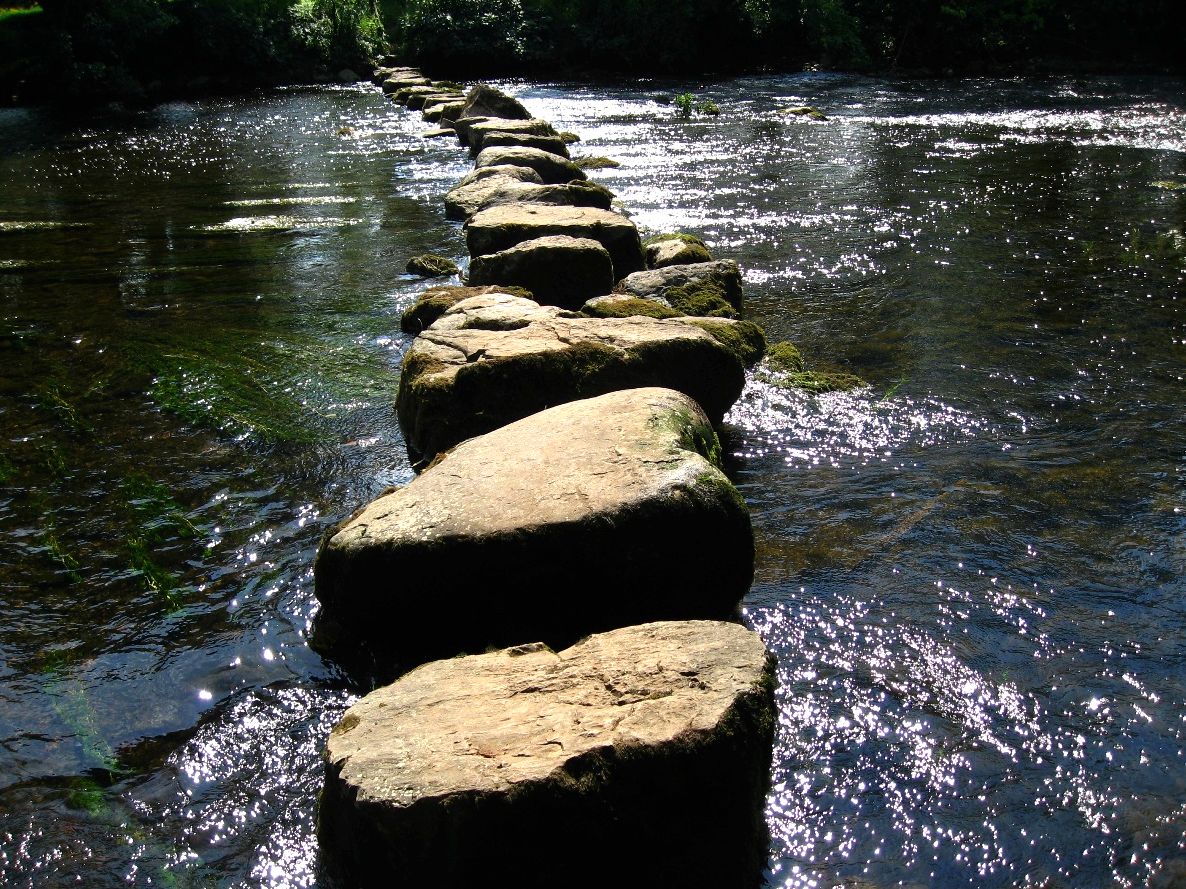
[319, 620, 774, 888]
[396, 293, 748, 463]
[313, 388, 754, 680]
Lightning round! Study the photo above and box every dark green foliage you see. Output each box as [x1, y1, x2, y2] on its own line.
[2, 0, 387, 104]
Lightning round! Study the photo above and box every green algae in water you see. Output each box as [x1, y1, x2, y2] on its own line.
[193, 215, 358, 234]
[0, 220, 90, 233]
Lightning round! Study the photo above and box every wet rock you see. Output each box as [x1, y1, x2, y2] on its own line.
[466, 204, 644, 278]
[450, 115, 490, 144]
[645, 233, 713, 268]
[405, 254, 460, 278]
[756, 340, 867, 393]
[467, 236, 613, 309]
[782, 105, 828, 121]
[473, 146, 587, 186]
[313, 387, 756, 675]
[616, 260, 743, 314]
[396, 294, 748, 462]
[399, 284, 534, 334]
[458, 83, 533, 121]
[445, 176, 613, 221]
[422, 127, 455, 139]
[319, 620, 773, 889]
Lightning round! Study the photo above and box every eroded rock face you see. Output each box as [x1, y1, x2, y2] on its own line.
[473, 145, 587, 186]
[616, 259, 744, 312]
[466, 203, 644, 278]
[313, 388, 755, 677]
[396, 294, 748, 462]
[320, 620, 774, 889]
[467, 235, 613, 308]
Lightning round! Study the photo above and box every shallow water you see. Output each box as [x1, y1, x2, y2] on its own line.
[1, 75, 1185, 887]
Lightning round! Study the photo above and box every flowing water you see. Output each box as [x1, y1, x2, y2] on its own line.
[1, 74, 1184, 887]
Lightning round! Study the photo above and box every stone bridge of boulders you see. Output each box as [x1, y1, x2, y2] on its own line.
[313, 65, 790, 889]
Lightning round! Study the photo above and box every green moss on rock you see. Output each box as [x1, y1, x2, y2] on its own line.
[643, 232, 708, 249]
[573, 156, 622, 170]
[664, 282, 738, 319]
[406, 254, 460, 278]
[686, 320, 767, 366]
[765, 341, 804, 373]
[583, 298, 680, 320]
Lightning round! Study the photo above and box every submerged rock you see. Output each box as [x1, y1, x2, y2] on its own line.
[313, 387, 755, 676]
[473, 145, 587, 186]
[320, 620, 773, 889]
[405, 254, 459, 278]
[466, 204, 644, 278]
[616, 260, 743, 314]
[756, 340, 868, 393]
[396, 294, 748, 462]
[467, 235, 614, 309]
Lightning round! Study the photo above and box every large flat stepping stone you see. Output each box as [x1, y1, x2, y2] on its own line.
[467, 235, 613, 308]
[446, 174, 612, 220]
[320, 620, 774, 889]
[396, 294, 748, 462]
[466, 203, 645, 278]
[473, 145, 587, 185]
[463, 117, 559, 151]
[313, 387, 755, 677]
[399, 284, 532, 334]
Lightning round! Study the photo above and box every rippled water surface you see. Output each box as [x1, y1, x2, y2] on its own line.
[2, 75, 1184, 887]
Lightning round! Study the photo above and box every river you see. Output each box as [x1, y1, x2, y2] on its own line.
[1, 74, 1184, 888]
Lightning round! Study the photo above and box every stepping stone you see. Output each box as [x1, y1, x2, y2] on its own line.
[470, 131, 570, 157]
[395, 293, 747, 462]
[399, 284, 533, 334]
[473, 145, 587, 185]
[645, 234, 713, 268]
[467, 235, 613, 309]
[463, 118, 559, 152]
[319, 620, 774, 889]
[616, 259, 744, 312]
[465, 203, 643, 278]
[457, 83, 533, 121]
[445, 175, 612, 221]
[313, 388, 755, 677]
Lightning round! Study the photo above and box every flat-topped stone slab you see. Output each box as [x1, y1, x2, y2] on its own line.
[446, 175, 612, 221]
[396, 294, 748, 462]
[467, 235, 613, 309]
[320, 620, 774, 889]
[472, 131, 571, 157]
[313, 388, 755, 677]
[473, 145, 587, 185]
[466, 203, 644, 278]
[399, 284, 533, 334]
